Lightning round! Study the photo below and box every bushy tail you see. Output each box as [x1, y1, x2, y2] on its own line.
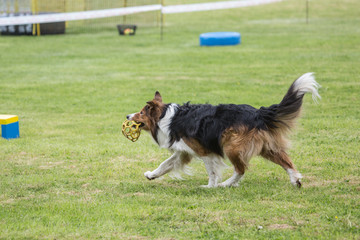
[261, 73, 321, 131]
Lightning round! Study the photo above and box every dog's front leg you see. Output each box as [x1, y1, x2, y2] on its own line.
[144, 152, 181, 180]
[201, 155, 226, 188]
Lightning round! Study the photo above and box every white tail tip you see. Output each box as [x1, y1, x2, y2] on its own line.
[294, 72, 321, 103]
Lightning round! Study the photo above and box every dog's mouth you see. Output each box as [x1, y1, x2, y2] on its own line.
[136, 122, 145, 128]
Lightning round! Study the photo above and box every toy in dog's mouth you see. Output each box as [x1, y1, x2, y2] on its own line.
[122, 120, 142, 142]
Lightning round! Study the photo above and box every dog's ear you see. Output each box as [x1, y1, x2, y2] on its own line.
[146, 101, 155, 107]
[154, 91, 162, 103]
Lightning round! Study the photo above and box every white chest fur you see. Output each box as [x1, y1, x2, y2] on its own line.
[156, 104, 195, 155]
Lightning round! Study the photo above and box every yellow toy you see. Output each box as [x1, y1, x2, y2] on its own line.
[122, 120, 141, 142]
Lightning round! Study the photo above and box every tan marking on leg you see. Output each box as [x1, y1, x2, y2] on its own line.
[221, 126, 263, 174]
[261, 150, 295, 170]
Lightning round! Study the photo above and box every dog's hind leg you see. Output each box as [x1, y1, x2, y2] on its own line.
[261, 150, 302, 188]
[200, 155, 228, 188]
[220, 134, 261, 187]
[144, 151, 191, 180]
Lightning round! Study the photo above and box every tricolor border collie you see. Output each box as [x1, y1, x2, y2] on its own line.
[127, 73, 320, 188]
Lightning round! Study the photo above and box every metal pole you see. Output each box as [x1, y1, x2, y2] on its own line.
[64, 0, 68, 29]
[31, 0, 41, 36]
[35, 0, 40, 35]
[31, 0, 36, 35]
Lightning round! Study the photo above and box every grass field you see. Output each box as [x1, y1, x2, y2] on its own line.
[1, 0, 359, 239]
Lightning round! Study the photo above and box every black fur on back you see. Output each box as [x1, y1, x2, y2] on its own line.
[168, 103, 269, 156]
[167, 80, 305, 157]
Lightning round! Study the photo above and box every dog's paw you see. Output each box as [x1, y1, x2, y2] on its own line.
[287, 169, 302, 188]
[144, 171, 156, 180]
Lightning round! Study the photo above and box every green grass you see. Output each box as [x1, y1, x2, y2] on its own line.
[1, 0, 359, 239]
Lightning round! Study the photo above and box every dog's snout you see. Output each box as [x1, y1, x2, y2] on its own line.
[127, 113, 135, 120]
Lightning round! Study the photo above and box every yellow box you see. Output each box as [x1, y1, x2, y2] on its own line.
[0, 115, 19, 125]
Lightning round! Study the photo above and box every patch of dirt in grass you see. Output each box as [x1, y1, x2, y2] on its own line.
[111, 156, 136, 163]
[124, 237, 149, 240]
[238, 217, 257, 226]
[304, 175, 360, 188]
[345, 176, 360, 186]
[10, 153, 39, 166]
[65, 191, 80, 196]
[123, 192, 149, 197]
[335, 193, 360, 200]
[39, 161, 64, 169]
[0, 194, 46, 205]
[1, 198, 16, 205]
[64, 188, 103, 197]
[110, 232, 150, 239]
[268, 224, 295, 230]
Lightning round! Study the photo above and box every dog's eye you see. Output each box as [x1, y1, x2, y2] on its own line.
[140, 111, 144, 115]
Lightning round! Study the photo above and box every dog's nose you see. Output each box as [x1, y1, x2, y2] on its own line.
[127, 113, 135, 120]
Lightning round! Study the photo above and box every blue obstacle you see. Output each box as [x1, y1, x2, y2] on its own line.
[0, 115, 20, 140]
[200, 32, 241, 46]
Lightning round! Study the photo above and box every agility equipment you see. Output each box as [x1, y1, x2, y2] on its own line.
[0, 115, 20, 140]
[117, 24, 137, 35]
[0, 0, 282, 35]
[199, 32, 241, 46]
[0, 0, 161, 35]
[122, 120, 141, 142]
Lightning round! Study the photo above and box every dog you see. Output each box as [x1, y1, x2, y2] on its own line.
[127, 73, 320, 188]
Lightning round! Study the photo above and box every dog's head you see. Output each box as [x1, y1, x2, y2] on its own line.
[126, 91, 166, 131]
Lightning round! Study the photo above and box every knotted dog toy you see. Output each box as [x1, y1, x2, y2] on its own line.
[122, 120, 141, 142]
